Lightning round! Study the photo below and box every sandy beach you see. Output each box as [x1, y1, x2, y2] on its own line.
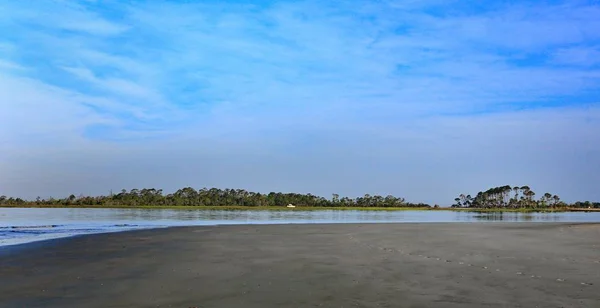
[1, 223, 599, 307]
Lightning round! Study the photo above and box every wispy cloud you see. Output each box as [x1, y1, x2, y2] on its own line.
[0, 0, 599, 203]
[551, 45, 600, 66]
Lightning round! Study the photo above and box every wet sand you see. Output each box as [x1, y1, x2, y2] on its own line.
[1, 223, 599, 307]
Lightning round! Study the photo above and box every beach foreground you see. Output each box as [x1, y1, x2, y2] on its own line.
[1, 223, 599, 307]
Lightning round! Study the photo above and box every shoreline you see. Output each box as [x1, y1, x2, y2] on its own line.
[2, 205, 598, 212]
[4, 219, 599, 251]
[4, 221, 599, 251]
[0, 225, 165, 254]
[1, 223, 599, 307]
[5, 208, 600, 250]
[1, 205, 432, 211]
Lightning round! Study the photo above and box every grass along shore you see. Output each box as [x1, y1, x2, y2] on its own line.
[0, 204, 431, 211]
[1, 204, 598, 212]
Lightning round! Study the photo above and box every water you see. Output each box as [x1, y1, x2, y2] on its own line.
[1, 208, 600, 247]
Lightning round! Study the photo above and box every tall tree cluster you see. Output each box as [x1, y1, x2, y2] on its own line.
[452, 185, 599, 209]
[0, 187, 430, 208]
[1, 185, 597, 209]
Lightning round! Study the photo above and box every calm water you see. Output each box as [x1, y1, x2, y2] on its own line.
[1, 208, 600, 247]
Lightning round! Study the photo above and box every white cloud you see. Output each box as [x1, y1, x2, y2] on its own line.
[0, 73, 115, 144]
[57, 18, 128, 36]
[0, 1, 127, 36]
[60, 66, 157, 100]
[551, 46, 600, 66]
[0, 59, 26, 71]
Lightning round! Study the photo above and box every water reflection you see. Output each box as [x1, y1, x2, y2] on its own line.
[1, 208, 599, 247]
[469, 212, 563, 222]
[4, 208, 600, 226]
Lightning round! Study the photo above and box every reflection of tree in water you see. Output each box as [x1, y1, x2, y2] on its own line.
[519, 214, 534, 221]
[472, 212, 563, 222]
[7, 208, 597, 234]
[474, 212, 505, 221]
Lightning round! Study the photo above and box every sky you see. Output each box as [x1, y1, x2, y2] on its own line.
[0, 0, 599, 205]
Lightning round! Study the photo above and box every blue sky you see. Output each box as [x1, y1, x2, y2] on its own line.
[1, 0, 599, 204]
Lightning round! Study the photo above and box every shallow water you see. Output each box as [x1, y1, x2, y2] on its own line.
[1, 208, 600, 247]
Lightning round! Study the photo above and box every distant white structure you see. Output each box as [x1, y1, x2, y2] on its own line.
[287, 204, 296, 208]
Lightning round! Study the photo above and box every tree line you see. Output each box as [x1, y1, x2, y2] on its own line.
[0, 187, 431, 208]
[1, 185, 597, 209]
[452, 185, 600, 209]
